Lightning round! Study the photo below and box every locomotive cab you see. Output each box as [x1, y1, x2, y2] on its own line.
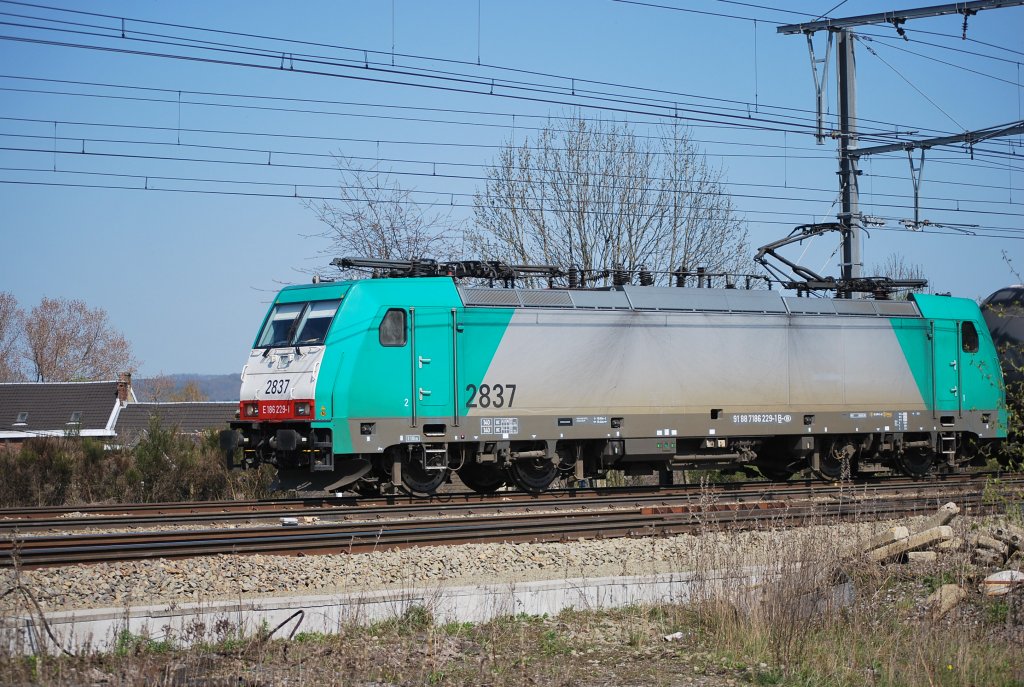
[223, 284, 352, 490]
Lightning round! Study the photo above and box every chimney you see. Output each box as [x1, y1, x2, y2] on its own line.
[117, 372, 132, 405]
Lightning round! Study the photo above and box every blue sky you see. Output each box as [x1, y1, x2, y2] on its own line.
[1, 0, 1022, 375]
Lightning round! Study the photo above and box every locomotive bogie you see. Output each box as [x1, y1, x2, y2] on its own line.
[228, 278, 1008, 493]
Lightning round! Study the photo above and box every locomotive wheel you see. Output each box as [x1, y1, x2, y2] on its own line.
[814, 440, 856, 481]
[384, 446, 448, 495]
[457, 461, 507, 494]
[507, 458, 559, 493]
[895, 449, 935, 478]
[813, 455, 845, 481]
[401, 460, 448, 495]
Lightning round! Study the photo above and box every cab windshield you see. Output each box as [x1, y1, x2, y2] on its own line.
[256, 299, 341, 348]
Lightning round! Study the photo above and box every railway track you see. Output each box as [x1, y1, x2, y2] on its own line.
[0, 472, 1016, 533]
[1, 474, 1020, 568]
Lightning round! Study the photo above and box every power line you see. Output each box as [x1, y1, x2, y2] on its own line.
[3, 103, 1017, 173]
[0, 144, 851, 209]
[0, 171, 832, 224]
[0, 30, 853, 140]
[3, 72, 1014, 160]
[0, 110, 832, 156]
[0, 130, 836, 164]
[0, 72, 974, 155]
[613, 0, 770, 23]
[0, 79, 843, 145]
[856, 36, 966, 131]
[865, 169, 1022, 194]
[0, 0, 820, 113]
[858, 27, 1024, 67]
[0, 6, 973, 142]
[2, 127, 1017, 209]
[1, 9, 833, 125]
[863, 18, 1024, 59]
[0, 1, 1016, 246]
[2, 0, 1015, 159]
[713, 0, 809, 20]
[5, 141, 1023, 220]
[857, 32, 1024, 88]
[2, 175, 1017, 240]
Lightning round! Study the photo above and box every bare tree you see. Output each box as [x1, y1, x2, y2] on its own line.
[871, 252, 928, 300]
[471, 116, 749, 285]
[144, 374, 177, 402]
[171, 380, 207, 402]
[306, 156, 460, 275]
[0, 292, 25, 382]
[23, 297, 138, 382]
[143, 374, 208, 401]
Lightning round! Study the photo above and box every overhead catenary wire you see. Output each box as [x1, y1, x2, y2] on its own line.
[4, 73, 1019, 197]
[2, 73, 1019, 167]
[4, 0, 1013, 143]
[0, 110, 837, 156]
[2, 91, 1018, 173]
[856, 32, 1024, 88]
[1, 176, 1018, 241]
[0, 72, 981, 149]
[0, 0, 830, 108]
[0, 11, 848, 127]
[0, 0, 1015, 262]
[620, 0, 1024, 66]
[1, 128, 1018, 211]
[857, 28, 1024, 68]
[0, 5, 983, 142]
[855, 35, 966, 132]
[0, 30, 869, 141]
[5, 140, 1023, 220]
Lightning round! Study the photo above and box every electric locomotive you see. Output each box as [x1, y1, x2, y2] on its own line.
[982, 285, 1024, 387]
[982, 285, 1022, 462]
[222, 257, 1007, 494]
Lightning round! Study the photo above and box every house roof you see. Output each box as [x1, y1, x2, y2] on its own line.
[0, 381, 124, 439]
[115, 402, 237, 437]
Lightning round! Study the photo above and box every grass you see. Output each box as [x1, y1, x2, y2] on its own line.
[112, 629, 175, 656]
[0, 411, 1021, 685]
[3, 536, 1019, 686]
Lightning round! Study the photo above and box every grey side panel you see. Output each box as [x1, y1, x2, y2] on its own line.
[787, 321, 845, 405]
[787, 318, 924, 408]
[481, 310, 790, 413]
[841, 320, 922, 406]
[476, 310, 925, 416]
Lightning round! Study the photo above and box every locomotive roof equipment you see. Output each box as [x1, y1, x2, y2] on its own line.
[755, 222, 929, 298]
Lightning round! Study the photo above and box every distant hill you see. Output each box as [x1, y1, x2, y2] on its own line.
[134, 374, 240, 402]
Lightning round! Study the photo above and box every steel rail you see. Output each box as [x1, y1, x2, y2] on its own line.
[0, 473, 1007, 532]
[1, 488, 1018, 569]
[0, 473, 1016, 533]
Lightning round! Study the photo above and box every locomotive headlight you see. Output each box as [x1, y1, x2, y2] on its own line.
[244, 402, 259, 417]
[295, 401, 311, 417]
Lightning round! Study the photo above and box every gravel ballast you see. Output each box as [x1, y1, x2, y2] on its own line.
[0, 518, 924, 612]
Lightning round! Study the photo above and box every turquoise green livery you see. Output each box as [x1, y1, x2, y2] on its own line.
[225, 275, 1006, 494]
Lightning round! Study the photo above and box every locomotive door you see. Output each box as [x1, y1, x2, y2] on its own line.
[930, 319, 961, 416]
[410, 307, 452, 421]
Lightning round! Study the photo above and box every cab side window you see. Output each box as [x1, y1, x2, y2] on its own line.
[961, 321, 979, 353]
[379, 309, 407, 346]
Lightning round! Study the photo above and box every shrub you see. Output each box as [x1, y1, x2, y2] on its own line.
[0, 420, 274, 507]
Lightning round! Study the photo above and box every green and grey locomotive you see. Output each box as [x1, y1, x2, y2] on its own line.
[223, 259, 1007, 495]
